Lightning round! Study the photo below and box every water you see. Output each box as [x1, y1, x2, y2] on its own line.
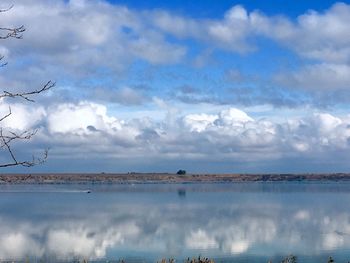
[0, 182, 350, 262]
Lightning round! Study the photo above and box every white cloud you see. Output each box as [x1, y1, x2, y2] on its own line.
[152, 5, 257, 53]
[0, 102, 46, 130]
[47, 102, 122, 134]
[315, 113, 342, 134]
[3, 100, 350, 168]
[216, 108, 254, 126]
[276, 2, 350, 63]
[184, 113, 217, 132]
[213, 3, 350, 64]
[1, 1, 350, 73]
[152, 2, 350, 63]
[0, 0, 187, 82]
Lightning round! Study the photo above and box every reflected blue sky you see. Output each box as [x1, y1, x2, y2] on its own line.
[1, 183, 350, 262]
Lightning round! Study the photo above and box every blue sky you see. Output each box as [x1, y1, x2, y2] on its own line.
[1, 0, 350, 173]
[108, 0, 344, 17]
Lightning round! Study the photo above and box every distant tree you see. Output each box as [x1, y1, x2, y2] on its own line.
[0, 5, 54, 168]
[176, 169, 186, 175]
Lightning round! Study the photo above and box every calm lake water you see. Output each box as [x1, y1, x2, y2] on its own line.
[1, 182, 350, 262]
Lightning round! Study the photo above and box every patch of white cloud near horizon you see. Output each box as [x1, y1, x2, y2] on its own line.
[46, 102, 123, 134]
[2, 100, 350, 160]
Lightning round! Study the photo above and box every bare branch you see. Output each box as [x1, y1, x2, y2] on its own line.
[0, 25, 25, 39]
[1, 128, 18, 164]
[0, 106, 11, 122]
[0, 5, 14, 13]
[0, 128, 48, 168]
[0, 55, 8, 67]
[0, 149, 48, 168]
[0, 130, 37, 147]
[1, 80, 55, 102]
[0, 4, 53, 169]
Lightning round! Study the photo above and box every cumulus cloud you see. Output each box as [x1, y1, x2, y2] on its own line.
[46, 102, 122, 134]
[183, 113, 218, 132]
[3, 99, 350, 171]
[152, 2, 350, 63]
[0, 0, 186, 83]
[259, 2, 350, 63]
[216, 108, 254, 126]
[0, 102, 45, 130]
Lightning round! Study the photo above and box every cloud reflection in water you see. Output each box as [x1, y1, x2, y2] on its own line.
[0, 183, 350, 260]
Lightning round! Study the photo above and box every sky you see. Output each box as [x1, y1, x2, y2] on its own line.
[1, 0, 350, 173]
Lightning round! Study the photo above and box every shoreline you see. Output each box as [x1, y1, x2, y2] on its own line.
[0, 173, 350, 184]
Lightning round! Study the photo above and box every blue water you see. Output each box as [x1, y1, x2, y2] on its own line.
[0, 182, 350, 262]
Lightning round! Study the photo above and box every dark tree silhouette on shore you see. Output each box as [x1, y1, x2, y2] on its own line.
[0, 5, 54, 168]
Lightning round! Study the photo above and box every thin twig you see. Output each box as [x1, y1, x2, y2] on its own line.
[0, 5, 14, 13]
[0, 5, 52, 168]
[0, 25, 25, 39]
[0, 127, 49, 167]
[0, 106, 11, 122]
[1, 80, 55, 102]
